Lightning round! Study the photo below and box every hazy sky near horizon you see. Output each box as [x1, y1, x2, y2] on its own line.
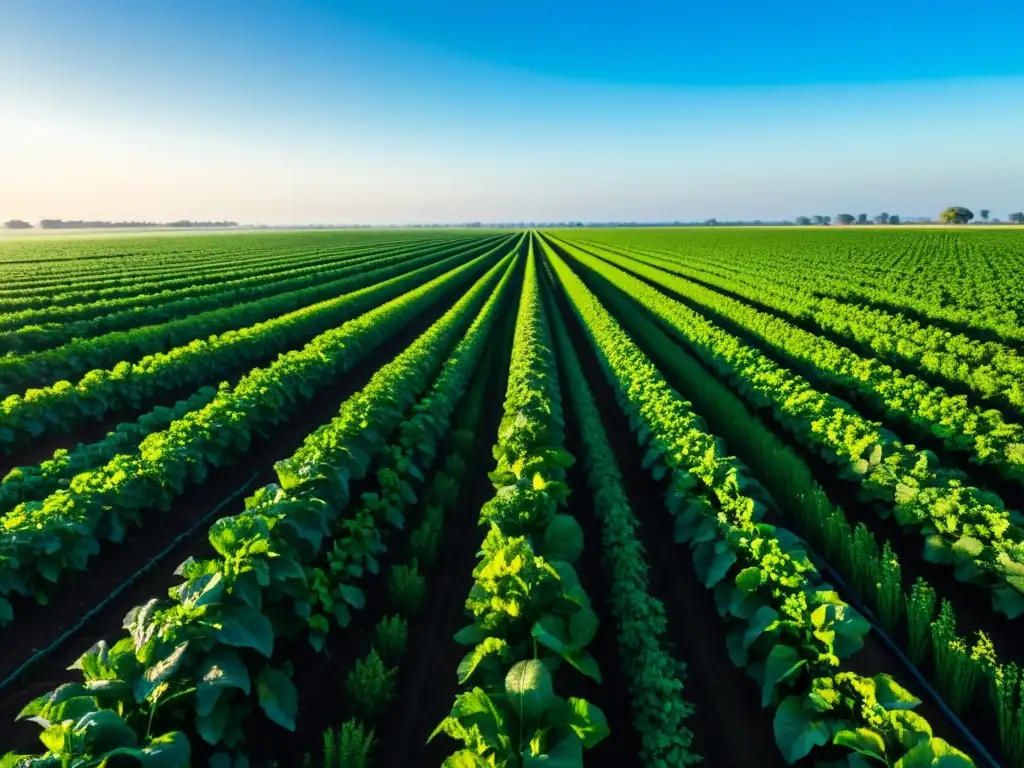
[3, 1, 1024, 224]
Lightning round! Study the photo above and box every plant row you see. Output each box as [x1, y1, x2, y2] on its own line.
[0, 242, 514, 627]
[431, 245, 609, 766]
[1, 247, 517, 766]
[544, 266, 700, 766]
[0, 386, 219, 517]
[578, 236, 1024, 419]
[550, 236, 1024, 620]
[0, 236, 498, 394]
[557, 235, 1024, 489]
[0, 236, 485, 358]
[0, 237, 506, 455]
[540, 236, 976, 766]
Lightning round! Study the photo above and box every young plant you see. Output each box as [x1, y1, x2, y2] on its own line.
[388, 560, 427, 616]
[345, 649, 397, 721]
[932, 601, 978, 714]
[906, 578, 936, 665]
[991, 662, 1024, 767]
[874, 542, 904, 633]
[373, 614, 408, 665]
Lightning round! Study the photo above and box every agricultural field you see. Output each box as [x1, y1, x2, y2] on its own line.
[1, 226, 1023, 767]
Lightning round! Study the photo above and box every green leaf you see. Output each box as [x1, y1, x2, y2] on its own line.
[893, 737, 974, 767]
[256, 666, 298, 731]
[568, 607, 598, 648]
[505, 659, 555, 722]
[743, 606, 780, 652]
[338, 584, 366, 609]
[196, 648, 251, 718]
[762, 645, 807, 706]
[992, 584, 1024, 619]
[566, 698, 609, 748]
[543, 515, 585, 564]
[196, 696, 232, 745]
[735, 566, 764, 593]
[705, 547, 738, 588]
[921, 536, 954, 565]
[217, 606, 274, 657]
[456, 637, 510, 684]
[874, 675, 921, 711]
[135, 642, 189, 704]
[532, 615, 569, 655]
[139, 732, 191, 768]
[774, 695, 835, 763]
[834, 728, 887, 760]
[73, 709, 139, 751]
[951, 536, 984, 558]
[453, 624, 487, 646]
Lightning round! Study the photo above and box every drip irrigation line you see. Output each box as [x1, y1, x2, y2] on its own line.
[808, 548, 1000, 768]
[0, 471, 261, 694]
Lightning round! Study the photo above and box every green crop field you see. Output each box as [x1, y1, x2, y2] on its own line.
[1, 227, 1024, 767]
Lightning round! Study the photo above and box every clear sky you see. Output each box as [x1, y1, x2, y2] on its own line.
[3, 0, 1023, 225]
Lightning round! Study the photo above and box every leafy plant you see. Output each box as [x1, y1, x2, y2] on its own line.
[387, 561, 427, 616]
[345, 649, 397, 722]
[906, 578, 937, 666]
[373, 614, 408, 665]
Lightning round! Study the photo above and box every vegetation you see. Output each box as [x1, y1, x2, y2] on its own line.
[3, 226, 1024, 766]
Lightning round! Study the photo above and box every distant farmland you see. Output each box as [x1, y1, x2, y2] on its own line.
[1, 226, 1023, 767]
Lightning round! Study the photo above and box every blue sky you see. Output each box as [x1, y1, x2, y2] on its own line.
[3, 0, 1023, 224]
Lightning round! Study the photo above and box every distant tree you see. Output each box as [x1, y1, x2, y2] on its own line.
[939, 206, 974, 224]
[705, 218, 718, 226]
[889, 214, 900, 225]
[795, 216, 812, 226]
[811, 215, 824, 225]
[857, 213, 869, 225]
[2, 219, 32, 229]
[980, 209, 990, 223]
[823, 215, 832, 226]
[874, 212, 890, 224]
[1010, 212, 1024, 223]
[836, 213, 856, 225]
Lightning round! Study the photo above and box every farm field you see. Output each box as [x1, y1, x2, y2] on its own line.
[1, 227, 1024, 767]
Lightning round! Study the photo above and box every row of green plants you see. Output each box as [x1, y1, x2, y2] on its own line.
[432, 246, 609, 766]
[551, 237, 1024, 620]
[540, 237, 975, 766]
[0, 236, 508, 454]
[577, 264, 1019, 766]
[582, 237, 1024, 418]
[0, 243, 513, 627]
[543, 264, 700, 766]
[557, 235, 1024, 489]
[0, 235, 492, 390]
[0, 234, 468, 334]
[0, 386, 219, 516]
[0, 249, 517, 766]
[577, 229, 1024, 345]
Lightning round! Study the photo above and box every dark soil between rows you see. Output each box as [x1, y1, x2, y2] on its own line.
[0, 290, 467, 751]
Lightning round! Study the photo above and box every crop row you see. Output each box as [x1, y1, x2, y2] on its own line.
[432, 244, 609, 765]
[549, 236, 1024, 620]
[0, 240, 515, 625]
[0, 235, 500, 393]
[540, 235, 975, 765]
[2, 244, 518, 765]
[0, 236, 510, 454]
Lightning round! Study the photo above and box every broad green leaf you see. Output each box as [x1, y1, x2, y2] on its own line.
[992, 584, 1024, 619]
[833, 728, 887, 760]
[543, 515, 585, 564]
[505, 659, 555, 722]
[73, 709, 139, 751]
[134, 642, 189, 704]
[874, 675, 921, 711]
[735, 567, 764, 594]
[568, 607, 599, 648]
[893, 738, 974, 767]
[256, 666, 298, 731]
[456, 637, 510, 684]
[705, 547, 738, 588]
[762, 645, 807, 706]
[566, 698, 609, 748]
[196, 648, 251, 717]
[217, 606, 274, 657]
[743, 606, 780, 652]
[774, 695, 835, 764]
[453, 624, 486, 646]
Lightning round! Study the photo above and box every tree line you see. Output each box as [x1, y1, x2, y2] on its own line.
[796, 208, 1024, 226]
[2, 219, 239, 230]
